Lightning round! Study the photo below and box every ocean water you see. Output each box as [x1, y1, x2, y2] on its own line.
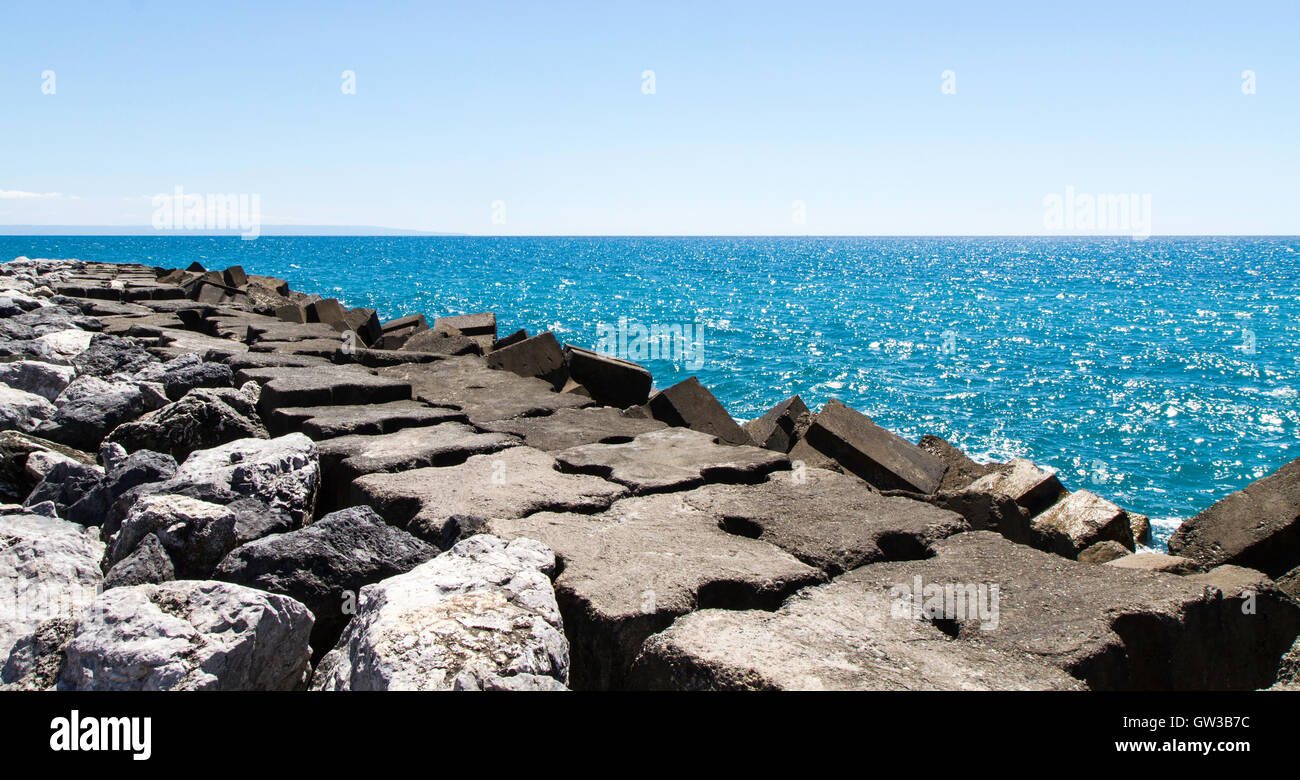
[5, 235, 1298, 549]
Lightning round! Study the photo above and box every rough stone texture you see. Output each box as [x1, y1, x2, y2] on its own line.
[71, 333, 157, 377]
[102, 533, 175, 589]
[484, 331, 568, 390]
[266, 399, 465, 439]
[0, 617, 77, 691]
[1278, 566, 1300, 604]
[799, 400, 945, 494]
[160, 360, 233, 400]
[148, 433, 319, 528]
[354, 446, 627, 548]
[0, 360, 76, 401]
[0, 430, 95, 503]
[918, 434, 1007, 492]
[742, 395, 809, 453]
[41, 376, 165, 451]
[646, 376, 751, 446]
[0, 384, 56, 433]
[1078, 540, 1132, 564]
[378, 356, 593, 424]
[631, 590, 1083, 691]
[106, 494, 238, 578]
[855, 532, 1299, 690]
[106, 386, 268, 461]
[555, 428, 789, 495]
[104, 448, 177, 500]
[487, 493, 825, 689]
[317, 423, 517, 511]
[967, 458, 1067, 517]
[0, 512, 104, 663]
[563, 346, 652, 408]
[1031, 490, 1135, 559]
[433, 312, 496, 353]
[1168, 457, 1300, 577]
[400, 329, 481, 356]
[682, 468, 968, 575]
[57, 580, 313, 691]
[1106, 553, 1202, 575]
[311, 534, 568, 691]
[216, 505, 437, 657]
[887, 487, 1034, 546]
[250, 366, 411, 414]
[24, 459, 109, 526]
[479, 406, 667, 452]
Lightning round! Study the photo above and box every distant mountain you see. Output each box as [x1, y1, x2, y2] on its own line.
[0, 225, 464, 237]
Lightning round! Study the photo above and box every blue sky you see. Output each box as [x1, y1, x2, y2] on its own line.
[1, 0, 1296, 234]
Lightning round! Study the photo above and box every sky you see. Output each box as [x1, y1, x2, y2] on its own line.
[0, 0, 1297, 235]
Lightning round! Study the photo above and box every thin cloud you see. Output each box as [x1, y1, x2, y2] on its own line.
[0, 189, 69, 200]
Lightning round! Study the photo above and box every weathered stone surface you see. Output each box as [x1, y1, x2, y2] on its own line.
[344, 307, 382, 346]
[102, 533, 175, 589]
[479, 406, 667, 452]
[378, 356, 593, 425]
[106, 386, 268, 461]
[488, 493, 825, 689]
[799, 400, 945, 494]
[159, 360, 233, 400]
[317, 423, 517, 510]
[493, 328, 528, 351]
[106, 493, 238, 578]
[646, 376, 751, 446]
[215, 505, 437, 655]
[433, 312, 496, 352]
[486, 331, 568, 390]
[0, 384, 55, 433]
[631, 586, 1082, 691]
[967, 458, 1067, 517]
[266, 399, 464, 439]
[311, 534, 567, 691]
[1031, 490, 1134, 559]
[0, 430, 94, 503]
[380, 313, 429, 340]
[683, 468, 968, 575]
[742, 395, 809, 453]
[1129, 513, 1152, 547]
[40, 376, 165, 451]
[32, 329, 95, 362]
[400, 329, 481, 356]
[0, 617, 77, 691]
[1168, 457, 1300, 577]
[354, 446, 627, 548]
[0, 512, 104, 662]
[250, 365, 411, 414]
[1078, 540, 1132, 564]
[57, 580, 313, 691]
[555, 428, 789, 495]
[918, 434, 1007, 492]
[24, 459, 109, 526]
[71, 333, 156, 377]
[562, 346, 652, 409]
[1278, 566, 1300, 603]
[0, 360, 75, 401]
[856, 532, 1298, 689]
[886, 487, 1034, 545]
[1106, 552, 1202, 575]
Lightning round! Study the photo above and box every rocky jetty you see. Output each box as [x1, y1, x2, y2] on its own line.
[0, 255, 1297, 691]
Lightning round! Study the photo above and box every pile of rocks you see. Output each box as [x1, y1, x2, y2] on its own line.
[1, 255, 1297, 691]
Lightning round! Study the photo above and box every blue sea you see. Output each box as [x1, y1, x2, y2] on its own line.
[5, 235, 1298, 549]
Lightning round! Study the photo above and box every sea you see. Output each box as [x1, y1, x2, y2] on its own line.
[5, 235, 1298, 550]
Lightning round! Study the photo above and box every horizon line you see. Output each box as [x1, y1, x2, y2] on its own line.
[1, 227, 1298, 239]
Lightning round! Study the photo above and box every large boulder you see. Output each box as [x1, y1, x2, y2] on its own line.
[485, 332, 568, 390]
[0, 360, 76, 401]
[105, 386, 268, 461]
[796, 400, 945, 494]
[0, 512, 104, 663]
[105, 494, 238, 578]
[0, 384, 56, 433]
[967, 458, 1066, 517]
[1168, 457, 1300, 577]
[0, 430, 94, 503]
[70, 333, 157, 378]
[57, 580, 313, 691]
[40, 376, 166, 451]
[742, 395, 809, 453]
[378, 356, 593, 425]
[1030, 490, 1135, 559]
[488, 493, 825, 689]
[102, 534, 175, 590]
[645, 377, 750, 446]
[215, 505, 437, 655]
[310, 534, 568, 691]
[24, 459, 109, 526]
[918, 434, 1007, 492]
[563, 346, 652, 408]
[353, 445, 627, 548]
